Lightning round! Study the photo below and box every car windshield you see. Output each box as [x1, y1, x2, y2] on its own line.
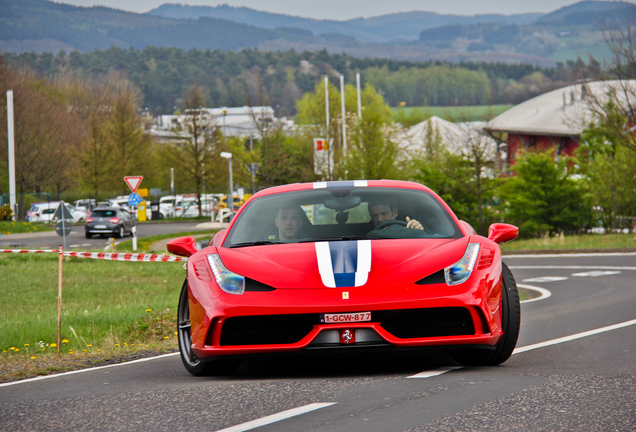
[224, 187, 462, 247]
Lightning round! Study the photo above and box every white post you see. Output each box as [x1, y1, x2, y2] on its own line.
[325, 76, 331, 180]
[340, 75, 347, 178]
[220, 152, 233, 218]
[170, 167, 174, 196]
[7, 90, 16, 220]
[356, 73, 362, 119]
[325, 76, 330, 133]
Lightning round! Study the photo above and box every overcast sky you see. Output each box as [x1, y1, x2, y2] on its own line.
[55, 0, 595, 20]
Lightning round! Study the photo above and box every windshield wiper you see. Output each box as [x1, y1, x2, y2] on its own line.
[229, 240, 284, 248]
[298, 235, 369, 243]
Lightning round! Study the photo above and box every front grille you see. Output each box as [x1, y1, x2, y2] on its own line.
[221, 314, 317, 346]
[219, 307, 474, 346]
[375, 308, 474, 338]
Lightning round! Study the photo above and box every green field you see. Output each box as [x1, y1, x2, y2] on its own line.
[394, 104, 514, 124]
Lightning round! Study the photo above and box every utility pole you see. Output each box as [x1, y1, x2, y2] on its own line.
[7, 90, 16, 220]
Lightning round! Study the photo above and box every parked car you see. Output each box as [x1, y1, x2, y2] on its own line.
[84, 206, 135, 238]
[26, 202, 85, 223]
[159, 195, 182, 218]
[178, 195, 218, 217]
[167, 180, 520, 376]
[73, 199, 96, 212]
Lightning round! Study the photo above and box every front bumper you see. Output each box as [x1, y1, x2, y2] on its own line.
[187, 272, 503, 360]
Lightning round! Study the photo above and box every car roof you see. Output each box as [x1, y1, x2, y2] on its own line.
[251, 180, 434, 199]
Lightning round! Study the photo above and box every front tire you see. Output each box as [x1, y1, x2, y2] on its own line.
[177, 279, 239, 376]
[451, 262, 520, 366]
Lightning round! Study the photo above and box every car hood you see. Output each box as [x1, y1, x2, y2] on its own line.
[216, 237, 470, 289]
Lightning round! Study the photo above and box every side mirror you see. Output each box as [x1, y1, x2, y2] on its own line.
[488, 223, 519, 244]
[167, 236, 198, 257]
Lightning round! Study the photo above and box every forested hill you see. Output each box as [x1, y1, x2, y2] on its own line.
[2, 47, 586, 117]
[1, 0, 634, 65]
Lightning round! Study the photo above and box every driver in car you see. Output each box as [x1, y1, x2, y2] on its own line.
[368, 200, 423, 230]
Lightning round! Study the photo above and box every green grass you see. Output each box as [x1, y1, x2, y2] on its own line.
[0, 253, 184, 355]
[501, 233, 636, 252]
[0, 228, 221, 381]
[0, 220, 55, 234]
[394, 104, 514, 124]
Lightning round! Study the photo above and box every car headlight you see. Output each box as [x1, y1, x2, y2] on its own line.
[207, 254, 245, 295]
[444, 243, 480, 286]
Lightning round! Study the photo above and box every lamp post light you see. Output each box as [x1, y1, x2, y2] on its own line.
[220, 152, 233, 215]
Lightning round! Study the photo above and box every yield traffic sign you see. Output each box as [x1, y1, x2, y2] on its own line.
[124, 176, 143, 193]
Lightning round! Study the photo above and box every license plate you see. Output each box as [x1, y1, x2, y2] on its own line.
[95, 225, 107, 229]
[320, 312, 371, 324]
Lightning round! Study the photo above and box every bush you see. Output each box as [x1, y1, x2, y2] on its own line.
[0, 204, 14, 221]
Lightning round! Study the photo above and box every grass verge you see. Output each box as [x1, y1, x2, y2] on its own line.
[501, 233, 636, 252]
[0, 252, 184, 382]
[0, 220, 55, 234]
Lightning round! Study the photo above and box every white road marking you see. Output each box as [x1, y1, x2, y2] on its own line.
[407, 366, 463, 379]
[571, 271, 621, 277]
[522, 276, 568, 283]
[513, 319, 636, 354]
[0, 352, 180, 388]
[505, 252, 636, 258]
[509, 265, 636, 271]
[214, 402, 337, 432]
[518, 284, 552, 303]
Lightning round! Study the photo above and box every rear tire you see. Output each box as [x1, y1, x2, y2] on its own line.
[85, 231, 92, 239]
[451, 262, 520, 366]
[177, 279, 240, 376]
[116, 226, 124, 238]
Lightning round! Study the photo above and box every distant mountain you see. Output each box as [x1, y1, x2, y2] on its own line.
[1, 0, 633, 66]
[538, 0, 636, 23]
[147, 3, 542, 43]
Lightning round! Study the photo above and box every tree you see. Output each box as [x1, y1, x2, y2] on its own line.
[0, 59, 83, 218]
[454, 122, 500, 233]
[346, 85, 400, 180]
[582, 19, 636, 152]
[168, 85, 222, 216]
[103, 78, 150, 193]
[297, 79, 401, 180]
[501, 151, 592, 238]
[580, 104, 636, 231]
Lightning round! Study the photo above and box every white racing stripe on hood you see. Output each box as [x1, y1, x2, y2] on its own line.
[315, 240, 372, 288]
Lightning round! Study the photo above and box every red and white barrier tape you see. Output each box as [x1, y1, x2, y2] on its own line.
[1, 249, 186, 262]
[1, 249, 58, 253]
[64, 251, 186, 262]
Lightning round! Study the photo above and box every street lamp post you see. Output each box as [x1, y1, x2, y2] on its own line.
[220, 152, 233, 216]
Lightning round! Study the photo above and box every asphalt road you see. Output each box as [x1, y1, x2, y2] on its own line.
[0, 221, 215, 250]
[1, 252, 635, 431]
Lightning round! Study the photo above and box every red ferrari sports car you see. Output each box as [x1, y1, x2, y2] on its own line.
[168, 180, 520, 376]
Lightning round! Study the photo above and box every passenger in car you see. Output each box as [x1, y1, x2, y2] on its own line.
[274, 206, 305, 242]
[368, 200, 424, 230]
